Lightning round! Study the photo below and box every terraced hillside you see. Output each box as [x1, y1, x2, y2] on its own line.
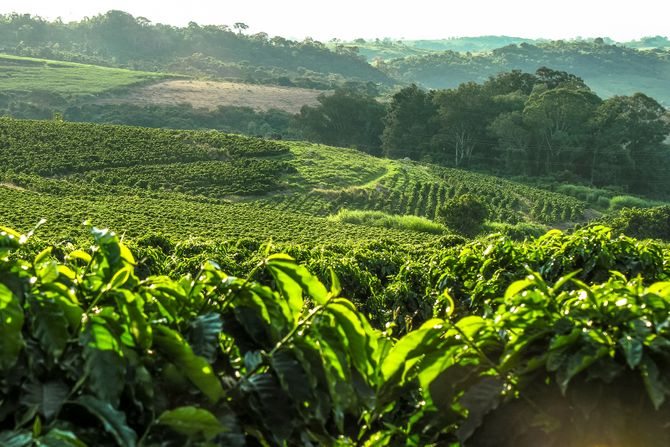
[1, 118, 588, 243]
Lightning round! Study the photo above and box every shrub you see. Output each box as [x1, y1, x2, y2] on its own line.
[435, 193, 489, 236]
[484, 221, 547, 240]
[328, 209, 448, 235]
[609, 195, 653, 210]
[603, 205, 670, 240]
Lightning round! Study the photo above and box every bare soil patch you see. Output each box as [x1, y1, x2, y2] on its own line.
[0, 182, 26, 191]
[96, 79, 327, 113]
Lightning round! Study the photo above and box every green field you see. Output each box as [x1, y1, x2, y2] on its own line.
[0, 53, 167, 95]
[0, 118, 593, 245]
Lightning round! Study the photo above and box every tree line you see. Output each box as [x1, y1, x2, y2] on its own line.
[294, 68, 670, 196]
[0, 11, 392, 88]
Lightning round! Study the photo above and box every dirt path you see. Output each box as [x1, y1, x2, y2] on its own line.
[96, 79, 327, 113]
[0, 182, 26, 191]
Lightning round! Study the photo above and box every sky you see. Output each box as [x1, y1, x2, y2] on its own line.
[0, 0, 668, 42]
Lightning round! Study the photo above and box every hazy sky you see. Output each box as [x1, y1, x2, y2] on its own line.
[1, 0, 668, 42]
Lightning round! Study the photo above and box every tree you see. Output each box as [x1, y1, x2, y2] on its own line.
[535, 67, 589, 90]
[431, 82, 498, 167]
[233, 22, 248, 34]
[489, 111, 532, 173]
[522, 86, 601, 174]
[294, 89, 386, 155]
[591, 93, 670, 193]
[483, 70, 538, 96]
[381, 85, 437, 160]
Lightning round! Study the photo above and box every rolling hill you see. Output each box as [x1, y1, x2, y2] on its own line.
[380, 41, 670, 107]
[0, 118, 590, 244]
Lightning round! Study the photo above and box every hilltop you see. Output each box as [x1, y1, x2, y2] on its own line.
[378, 40, 670, 106]
[0, 11, 393, 89]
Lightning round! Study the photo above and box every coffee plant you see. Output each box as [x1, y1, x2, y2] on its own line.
[2, 223, 670, 446]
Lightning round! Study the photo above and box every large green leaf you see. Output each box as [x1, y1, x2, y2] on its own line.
[381, 318, 446, 382]
[271, 349, 313, 408]
[154, 325, 224, 402]
[619, 335, 643, 369]
[157, 406, 225, 441]
[0, 282, 25, 371]
[82, 322, 126, 406]
[327, 299, 377, 379]
[114, 290, 151, 350]
[21, 380, 69, 420]
[187, 313, 223, 363]
[37, 429, 87, 447]
[240, 373, 295, 442]
[267, 254, 328, 307]
[455, 377, 503, 442]
[640, 355, 668, 409]
[0, 431, 32, 447]
[31, 300, 70, 359]
[74, 395, 137, 447]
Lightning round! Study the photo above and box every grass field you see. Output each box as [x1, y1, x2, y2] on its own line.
[95, 79, 327, 113]
[0, 53, 167, 96]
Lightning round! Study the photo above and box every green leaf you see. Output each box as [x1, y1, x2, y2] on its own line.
[82, 323, 126, 406]
[271, 349, 313, 407]
[329, 268, 341, 297]
[66, 249, 92, 264]
[381, 318, 445, 382]
[37, 260, 60, 284]
[108, 267, 132, 290]
[157, 406, 225, 441]
[34, 247, 53, 265]
[504, 278, 534, 300]
[455, 377, 504, 442]
[0, 283, 25, 371]
[550, 270, 582, 294]
[440, 290, 455, 317]
[21, 380, 69, 419]
[619, 335, 644, 369]
[31, 300, 70, 359]
[557, 344, 608, 393]
[187, 313, 223, 363]
[74, 395, 137, 447]
[38, 429, 87, 447]
[154, 325, 224, 402]
[115, 290, 151, 350]
[327, 299, 376, 378]
[0, 431, 32, 447]
[267, 254, 328, 306]
[640, 355, 667, 409]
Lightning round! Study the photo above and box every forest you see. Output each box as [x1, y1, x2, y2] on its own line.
[0, 11, 391, 88]
[296, 68, 670, 197]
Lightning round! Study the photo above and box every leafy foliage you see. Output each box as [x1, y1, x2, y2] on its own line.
[2, 223, 670, 445]
[436, 193, 489, 236]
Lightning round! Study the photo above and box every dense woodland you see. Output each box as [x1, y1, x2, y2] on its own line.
[296, 68, 670, 197]
[377, 40, 670, 106]
[0, 11, 391, 88]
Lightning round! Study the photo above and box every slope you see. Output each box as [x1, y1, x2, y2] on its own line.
[0, 118, 588, 243]
[381, 41, 670, 107]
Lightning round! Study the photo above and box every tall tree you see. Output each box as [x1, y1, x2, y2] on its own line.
[294, 89, 386, 154]
[381, 85, 437, 160]
[522, 86, 601, 174]
[431, 82, 498, 167]
[591, 93, 670, 192]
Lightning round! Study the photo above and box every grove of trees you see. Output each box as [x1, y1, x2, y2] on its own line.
[297, 68, 670, 197]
